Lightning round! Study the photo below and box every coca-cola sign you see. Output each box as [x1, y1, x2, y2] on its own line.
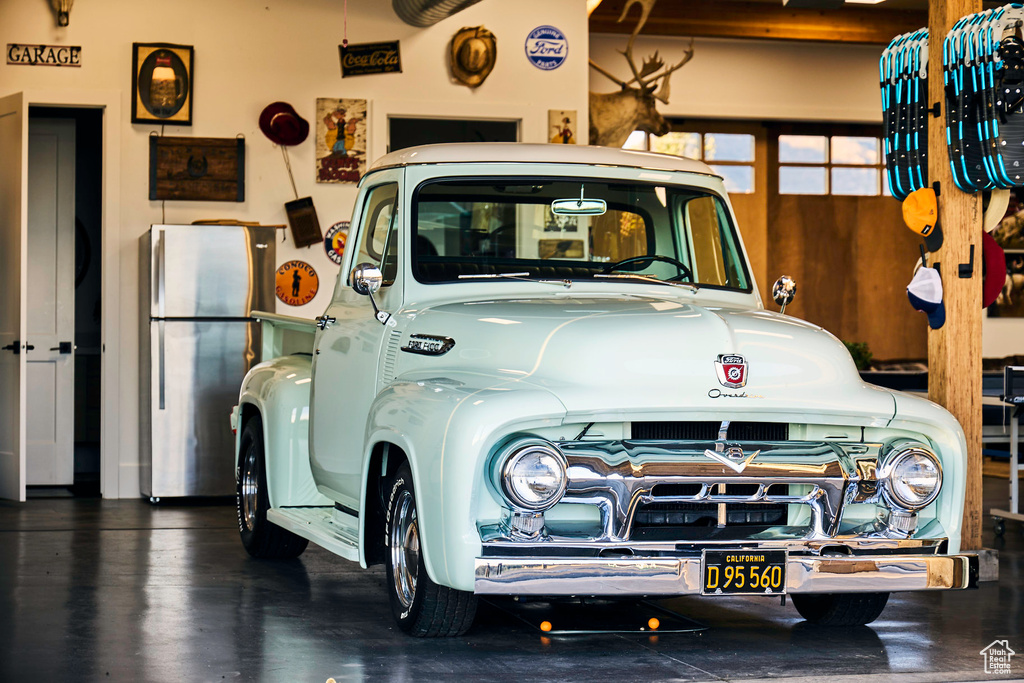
[339, 41, 402, 78]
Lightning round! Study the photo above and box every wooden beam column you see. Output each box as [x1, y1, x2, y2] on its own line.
[927, 0, 983, 550]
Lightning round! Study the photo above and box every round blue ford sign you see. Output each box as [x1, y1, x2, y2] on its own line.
[525, 26, 568, 70]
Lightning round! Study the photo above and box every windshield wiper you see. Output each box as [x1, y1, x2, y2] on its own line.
[457, 272, 572, 288]
[593, 273, 698, 292]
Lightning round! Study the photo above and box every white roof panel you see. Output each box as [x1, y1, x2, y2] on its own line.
[368, 143, 718, 177]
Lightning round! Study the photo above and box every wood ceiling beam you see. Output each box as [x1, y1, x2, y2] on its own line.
[589, 0, 927, 45]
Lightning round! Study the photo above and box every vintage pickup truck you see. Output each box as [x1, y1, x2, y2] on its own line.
[231, 143, 976, 637]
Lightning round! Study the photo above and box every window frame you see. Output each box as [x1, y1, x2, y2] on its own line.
[408, 175, 753, 294]
[771, 123, 886, 197]
[349, 181, 400, 287]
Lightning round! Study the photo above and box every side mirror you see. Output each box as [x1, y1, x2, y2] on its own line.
[772, 275, 797, 315]
[351, 262, 383, 296]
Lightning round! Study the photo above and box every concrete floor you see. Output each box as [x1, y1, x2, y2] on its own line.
[0, 478, 1021, 683]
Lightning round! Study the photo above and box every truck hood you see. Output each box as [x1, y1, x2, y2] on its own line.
[399, 295, 896, 425]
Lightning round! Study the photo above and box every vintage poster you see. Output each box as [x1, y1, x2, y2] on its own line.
[316, 98, 367, 183]
[548, 109, 577, 145]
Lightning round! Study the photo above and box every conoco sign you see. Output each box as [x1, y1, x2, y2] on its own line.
[339, 41, 402, 77]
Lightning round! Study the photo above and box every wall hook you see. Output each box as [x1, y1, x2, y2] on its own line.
[959, 244, 975, 278]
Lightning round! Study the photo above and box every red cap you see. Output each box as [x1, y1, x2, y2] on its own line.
[983, 230, 1005, 309]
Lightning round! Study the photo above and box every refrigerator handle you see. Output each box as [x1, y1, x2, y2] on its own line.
[158, 320, 166, 410]
[156, 228, 166, 318]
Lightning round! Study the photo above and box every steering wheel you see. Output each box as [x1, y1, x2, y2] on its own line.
[599, 254, 693, 282]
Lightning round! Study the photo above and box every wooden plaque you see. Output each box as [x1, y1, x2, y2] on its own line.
[149, 136, 244, 202]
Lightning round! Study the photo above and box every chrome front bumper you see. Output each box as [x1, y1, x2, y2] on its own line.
[474, 553, 978, 596]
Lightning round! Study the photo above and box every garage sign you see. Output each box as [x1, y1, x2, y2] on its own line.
[7, 43, 81, 67]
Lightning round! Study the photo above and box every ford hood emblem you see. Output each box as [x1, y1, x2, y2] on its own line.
[715, 354, 747, 388]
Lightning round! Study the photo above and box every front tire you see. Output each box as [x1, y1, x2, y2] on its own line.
[791, 592, 889, 626]
[236, 415, 308, 559]
[385, 463, 477, 637]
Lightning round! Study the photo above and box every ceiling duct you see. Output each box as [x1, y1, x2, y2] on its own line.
[392, 0, 485, 27]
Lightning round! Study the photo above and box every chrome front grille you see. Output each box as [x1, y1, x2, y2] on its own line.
[556, 439, 874, 543]
[631, 421, 789, 441]
[635, 484, 790, 528]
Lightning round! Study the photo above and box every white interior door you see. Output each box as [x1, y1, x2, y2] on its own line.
[26, 118, 76, 486]
[0, 93, 27, 501]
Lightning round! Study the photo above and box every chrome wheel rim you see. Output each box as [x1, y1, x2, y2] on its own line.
[390, 490, 419, 610]
[241, 446, 258, 532]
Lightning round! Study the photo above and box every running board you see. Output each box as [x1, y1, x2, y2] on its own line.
[267, 506, 360, 561]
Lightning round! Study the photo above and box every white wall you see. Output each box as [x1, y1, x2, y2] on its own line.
[1, 0, 590, 497]
[589, 34, 884, 123]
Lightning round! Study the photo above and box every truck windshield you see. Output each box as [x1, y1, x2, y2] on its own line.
[412, 178, 751, 292]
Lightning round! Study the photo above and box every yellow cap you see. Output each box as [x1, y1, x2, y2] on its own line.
[902, 187, 937, 236]
[902, 187, 943, 251]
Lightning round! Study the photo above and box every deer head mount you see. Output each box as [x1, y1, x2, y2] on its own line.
[589, 0, 694, 147]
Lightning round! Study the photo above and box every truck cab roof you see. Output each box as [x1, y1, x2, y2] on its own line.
[367, 142, 719, 178]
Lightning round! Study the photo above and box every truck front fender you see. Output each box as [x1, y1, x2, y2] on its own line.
[365, 373, 568, 591]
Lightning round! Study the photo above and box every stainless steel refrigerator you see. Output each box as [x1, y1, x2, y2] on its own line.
[139, 224, 276, 499]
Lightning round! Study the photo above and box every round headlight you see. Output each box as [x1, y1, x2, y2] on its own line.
[884, 447, 942, 510]
[501, 443, 568, 511]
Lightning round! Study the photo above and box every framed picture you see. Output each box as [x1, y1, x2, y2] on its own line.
[548, 109, 577, 144]
[149, 136, 244, 201]
[132, 42, 194, 125]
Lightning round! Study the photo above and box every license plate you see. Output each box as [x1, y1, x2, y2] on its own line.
[701, 549, 787, 595]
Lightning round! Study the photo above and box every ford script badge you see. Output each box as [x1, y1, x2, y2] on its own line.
[402, 334, 455, 356]
[715, 354, 747, 388]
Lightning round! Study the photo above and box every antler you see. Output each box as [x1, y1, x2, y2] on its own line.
[652, 38, 694, 104]
[588, 0, 694, 100]
[617, 0, 658, 90]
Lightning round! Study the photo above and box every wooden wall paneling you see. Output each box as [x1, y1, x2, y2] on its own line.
[767, 193, 926, 361]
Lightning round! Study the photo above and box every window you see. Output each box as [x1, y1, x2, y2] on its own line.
[641, 131, 756, 194]
[354, 183, 399, 285]
[412, 178, 750, 292]
[779, 135, 884, 196]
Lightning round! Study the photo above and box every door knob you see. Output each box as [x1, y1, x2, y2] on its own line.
[49, 341, 74, 354]
[1, 340, 18, 354]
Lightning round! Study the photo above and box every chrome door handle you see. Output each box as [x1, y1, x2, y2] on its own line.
[315, 315, 336, 330]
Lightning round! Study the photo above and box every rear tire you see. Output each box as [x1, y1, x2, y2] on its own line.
[791, 592, 889, 626]
[385, 463, 477, 637]
[237, 415, 308, 559]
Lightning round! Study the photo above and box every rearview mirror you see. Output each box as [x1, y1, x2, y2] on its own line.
[772, 275, 797, 314]
[552, 185, 607, 216]
[551, 197, 607, 216]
